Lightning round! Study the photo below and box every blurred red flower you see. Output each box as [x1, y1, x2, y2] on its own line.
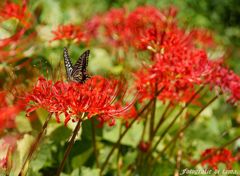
[0, 0, 34, 63]
[190, 28, 215, 48]
[201, 148, 236, 170]
[25, 76, 135, 126]
[83, 16, 101, 39]
[95, 6, 180, 52]
[51, 24, 90, 44]
[0, 135, 19, 171]
[101, 8, 127, 47]
[207, 64, 240, 104]
[0, 91, 26, 131]
[0, 0, 31, 27]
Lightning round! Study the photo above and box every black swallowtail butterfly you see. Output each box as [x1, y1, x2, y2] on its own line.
[63, 47, 90, 83]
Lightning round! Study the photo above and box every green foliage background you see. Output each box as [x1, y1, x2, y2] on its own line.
[1, 0, 239, 176]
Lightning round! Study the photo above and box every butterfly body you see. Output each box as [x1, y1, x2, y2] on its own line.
[63, 47, 90, 83]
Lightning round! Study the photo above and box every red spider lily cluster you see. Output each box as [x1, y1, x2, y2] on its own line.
[25, 76, 135, 126]
[0, 92, 26, 131]
[52, 6, 240, 105]
[0, 2, 239, 174]
[201, 148, 237, 170]
[93, 6, 213, 103]
[97, 6, 213, 51]
[134, 50, 213, 103]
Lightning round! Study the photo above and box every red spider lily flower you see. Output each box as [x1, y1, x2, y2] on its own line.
[121, 105, 137, 121]
[90, 5, 217, 58]
[51, 24, 90, 44]
[0, 91, 26, 131]
[99, 6, 168, 49]
[101, 8, 128, 47]
[190, 28, 215, 48]
[126, 6, 169, 50]
[99, 6, 180, 51]
[0, 0, 31, 28]
[134, 46, 212, 103]
[127, 6, 166, 29]
[201, 148, 236, 170]
[135, 53, 240, 104]
[83, 15, 101, 39]
[25, 76, 135, 126]
[206, 63, 240, 104]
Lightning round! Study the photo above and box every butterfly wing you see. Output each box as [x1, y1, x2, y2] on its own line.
[71, 50, 90, 83]
[63, 47, 73, 80]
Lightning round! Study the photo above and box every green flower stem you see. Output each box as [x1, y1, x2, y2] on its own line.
[137, 94, 166, 173]
[135, 107, 151, 171]
[174, 115, 185, 176]
[147, 86, 204, 158]
[19, 113, 52, 176]
[100, 87, 165, 175]
[91, 118, 99, 168]
[117, 121, 123, 176]
[140, 107, 151, 142]
[152, 102, 171, 137]
[100, 105, 149, 175]
[154, 94, 219, 164]
[149, 82, 158, 140]
[56, 113, 84, 176]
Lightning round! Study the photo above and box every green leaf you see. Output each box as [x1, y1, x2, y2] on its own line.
[103, 120, 143, 147]
[39, 0, 62, 25]
[110, 65, 123, 75]
[29, 142, 52, 172]
[152, 158, 174, 176]
[81, 119, 102, 141]
[16, 112, 32, 133]
[80, 167, 100, 176]
[122, 150, 137, 169]
[10, 134, 35, 176]
[31, 56, 53, 78]
[88, 48, 113, 74]
[50, 126, 72, 143]
[35, 109, 50, 125]
[71, 148, 93, 168]
[60, 168, 80, 176]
